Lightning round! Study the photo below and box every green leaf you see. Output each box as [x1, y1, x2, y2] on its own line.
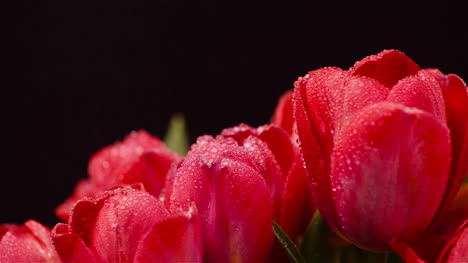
[163, 113, 190, 155]
[300, 212, 329, 263]
[272, 221, 306, 263]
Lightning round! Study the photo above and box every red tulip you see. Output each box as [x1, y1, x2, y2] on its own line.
[293, 49, 468, 251]
[52, 184, 202, 263]
[221, 123, 314, 239]
[56, 130, 181, 221]
[390, 219, 468, 263]
[0, 220, 61, 263]
[165, 130, 274, 262]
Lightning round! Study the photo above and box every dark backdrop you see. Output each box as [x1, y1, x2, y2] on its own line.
[5, 0, 467, 227]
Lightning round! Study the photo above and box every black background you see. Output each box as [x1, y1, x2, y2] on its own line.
[5, 0, 468, 227]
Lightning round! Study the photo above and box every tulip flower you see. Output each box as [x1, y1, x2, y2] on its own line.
[220, 123, 314, 240]
[165, 123, 314, 262]
[56, 130, 181, 221]
[165, 133, 276, 262]
[390, 219, 468, 263]
[52, 184, 202, 263]
[0, 220, 61, 263]
[293, 49, 468, 251]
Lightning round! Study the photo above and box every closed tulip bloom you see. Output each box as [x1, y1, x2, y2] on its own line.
[165, 133, 275, 262]
[293, 49, 468, 251]
[0, 220, 61, 263]
[56, 130, 181, 221]
[220, 123, 314, 240]
[52, 185, 202, 263]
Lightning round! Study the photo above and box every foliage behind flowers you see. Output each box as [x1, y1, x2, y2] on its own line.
[1, 50, 467, 263]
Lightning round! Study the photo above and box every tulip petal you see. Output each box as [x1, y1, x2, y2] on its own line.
[350, 49, 420, 88]
[279, 159, 313, 239]
[221, 124, 295, 180]
[387, 70, 446, 123]
[167, 137, 274, 262]
[432, 184, 468, 239]
[118, 151, 176, 197]
[294, 68, 389, 158]
[389, 229, 448, 263]
[24, 220, 60, 261]
[293, 79, 331, 225]
[91, 187, 170, 262]
[189, 135, 284, 219]
[293, 70, 389, 230]
[331, 102, 451, 251]
[438, 220, 468, 263]
[56, 180, 95, 222]
[0, 221, 61, 263]
[272, 90, 295, 136]
[52, 231, 100, 263]
[426, 70, 468, 223]
[88, 130, 174, 186]
[134, 205, 203, 263]
[294, 67, 348, 160]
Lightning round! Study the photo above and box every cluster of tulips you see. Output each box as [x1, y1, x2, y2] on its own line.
[1, 50, 467, 263]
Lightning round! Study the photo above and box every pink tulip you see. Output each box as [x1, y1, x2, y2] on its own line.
[56, 130, 181, 221]
[293, 49, 468, 251]
[0, 220, 61, 263]
[52, 184, 202, 263]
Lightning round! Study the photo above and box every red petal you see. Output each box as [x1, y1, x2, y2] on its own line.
[272, 90, 295, 136]
[331, 102, 451, 251]
[55, 179, 96, 222]
[69, 198, 104, 247]
[24, 220, 60, 261]
[427, 70, 468, 223]
[167, 137, 274, 262]
[295, 67, 348, 160]
[88, 131, 180, 189]
[350, 49, 420, 88]
[256, 125, 296, 177]
[390, 229, 448, 263]
[90, 187, 170, 262]
[118, 151, 175, 197]
[432, 184, 468, 239]
[278, 158, 314, 239]
[438, 220, 468, 263]
[0, 220, 61, 263]
[52, 231, 100, 263]
[387, 70, 446, 123]
[221, 124, 295, 180]
[293, 69, 388, 231]
[191, 134, 284, 219]
[134, 204, 202, 263]
[293, 77, 332, 225]
[295, 68, 389, 159]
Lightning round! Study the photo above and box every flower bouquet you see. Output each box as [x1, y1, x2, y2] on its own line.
[1, 50, 467, 263]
